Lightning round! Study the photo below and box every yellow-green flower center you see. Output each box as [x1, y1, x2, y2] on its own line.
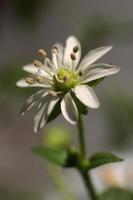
[53, 67, 78, 92]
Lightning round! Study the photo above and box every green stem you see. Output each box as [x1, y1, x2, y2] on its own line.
[77, 114, 86, 158]
[77, 114, 97, 200]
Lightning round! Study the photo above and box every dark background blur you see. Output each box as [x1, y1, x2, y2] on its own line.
[0, 0, 133, 199]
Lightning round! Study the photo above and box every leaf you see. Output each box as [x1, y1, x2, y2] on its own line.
[87, 77, 104, 87]
[88, 152, 123, 169]
[32, 147, 67, 166]
[99, 187, 133, 200]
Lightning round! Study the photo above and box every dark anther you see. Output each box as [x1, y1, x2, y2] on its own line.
[78, 71, 83, 76]
[70, 53, 76, 60]
[73, 46, 79, 53]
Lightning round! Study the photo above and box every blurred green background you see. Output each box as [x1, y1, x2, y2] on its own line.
[0, 0, 133, 199]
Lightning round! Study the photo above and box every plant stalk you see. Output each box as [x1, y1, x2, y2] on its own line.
[77, 114, 97, 200]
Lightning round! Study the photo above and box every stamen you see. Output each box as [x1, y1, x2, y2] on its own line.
[25, 77, 34, 84]
[53, 46, 58, 52]
[73, 46, 79, 53]
[51, 48, 58, 54]
[78, 70, 83, 76]
[33, 60, 42, 68]
[49, 90, 57, 97]
[63, 76, 68, 82]
[70, 53, 76, 61]
[38, 49, 47, 57]
[36, 76, 44, 83]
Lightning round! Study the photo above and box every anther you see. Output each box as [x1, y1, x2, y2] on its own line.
[73, 46, 79, 53]
[49, 90, 57, 97]
[25, 77, 34, 84]
[70, 53, 76, 60]
[38, 49, 47, 57]
[33, 60, 42, 68]
[51, 47, 58, 54]
[78, 70, 83, 76]
[53, 46, 58, 51]
[63, 76, 68, 82]
[36, 76, 44, 83]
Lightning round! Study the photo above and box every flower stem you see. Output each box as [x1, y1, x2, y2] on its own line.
[77, 114, 97, 200]
[77, 114, 86, 158]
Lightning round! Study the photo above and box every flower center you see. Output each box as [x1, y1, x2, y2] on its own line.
[53, 67, 78, 92]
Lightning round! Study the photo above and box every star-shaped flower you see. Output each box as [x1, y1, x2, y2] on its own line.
[16, 36, 120, 132]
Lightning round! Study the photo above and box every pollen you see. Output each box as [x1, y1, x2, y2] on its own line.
[33, 60, 42, 68]
[73, 45, 79, 53]
[36, 76, 44, 83]
[25, 77, 34, 84]
[70, 53, 76, 60]
[38, 49, 47, 57]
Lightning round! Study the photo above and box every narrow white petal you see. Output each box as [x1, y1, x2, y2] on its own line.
[52, 43, 64, 62]
[81, 63, 120, 83]
[52, 52, 58, 69]
[61, 93, 78, 124]
[78, 46, 112, 71]
[63, 36, 81, 69]
[40, 97, 60, 128]
[20, 90, 45, 116]
[16, 79, 51, 88]
[23, 63, 52, 80]
[34, 104, 48, 133]
[23, 64, 38, 74]
[73, 85, 99, 108]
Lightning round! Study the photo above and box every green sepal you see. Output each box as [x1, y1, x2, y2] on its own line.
[99, 187, 133, 200]
[32, 147, 67, 166]
[87, 77, 104, 87]
[70, 91, 88, 115]
[46, 99, 61, 124]
[87, 152, 123, 169]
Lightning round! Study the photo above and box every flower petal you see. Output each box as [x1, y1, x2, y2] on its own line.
[20, 90, 45, 116]
[23, 64, 52, 79]
[63, 36, 81, 69]
[34, 96, 60, 132]
[34, 103, 48, 133]
[16, 79, 51, 88]
[73, 85, 99, 108]
[61, 93, 78, 124]
[40, 97, 60, 128]
[81, 63, 120, 83]
[78, 46, 112, 71]
[52, 43, 64, 62]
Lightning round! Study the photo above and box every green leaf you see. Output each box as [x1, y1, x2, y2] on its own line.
[99, 187, 133, 200]
[88, 152, 123, 169]
[87, 77, 104, 87]
[32, 147, 67, 166]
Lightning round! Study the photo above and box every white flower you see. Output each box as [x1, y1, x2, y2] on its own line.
[16, 36, 120, 132]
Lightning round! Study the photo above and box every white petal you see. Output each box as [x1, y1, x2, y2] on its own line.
[40, 97, 60, 128]
[23, 64, 52, 80]
[63, 36, 81, 69]
[23, 64, 38, 74]
[81, 63, 120, 83]
[73, 85, 99, 108]
[78, 46, 112, 71]
[52, 43, 64, 62]
[52, 52, 58, 69]
[20, 90, 45, 116]
[16, 79, 51, 88]
[61, 93, 78, 124]
[34, 104, 48, 133]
